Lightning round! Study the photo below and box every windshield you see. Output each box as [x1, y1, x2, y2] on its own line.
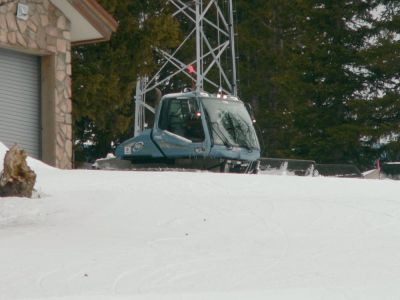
[201, 98, 260, 150]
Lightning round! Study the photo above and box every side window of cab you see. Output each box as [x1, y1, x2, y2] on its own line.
[158, 98, 205, 142]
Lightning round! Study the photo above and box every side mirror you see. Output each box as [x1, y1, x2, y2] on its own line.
[245, 103, 256, 123]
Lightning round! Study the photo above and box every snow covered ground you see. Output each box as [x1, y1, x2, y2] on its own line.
[1, 142, 400, 300]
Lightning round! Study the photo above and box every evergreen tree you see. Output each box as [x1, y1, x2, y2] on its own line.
[236, 0, 297, 157]
[72, 0, 180, 163]
[72, 0, 400, 169]
[287, 1, 371, 165]
[237, 0, 400, 169]
[287, 1, 400, 169]
[351, 2, 400, 165]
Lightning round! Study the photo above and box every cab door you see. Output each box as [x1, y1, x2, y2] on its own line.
[152, 96, 209, 158]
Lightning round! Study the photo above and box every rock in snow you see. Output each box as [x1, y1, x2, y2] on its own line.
[0, 145, 36, 198]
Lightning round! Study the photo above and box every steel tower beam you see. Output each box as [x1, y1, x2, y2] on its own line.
[134, 0, 238, 136]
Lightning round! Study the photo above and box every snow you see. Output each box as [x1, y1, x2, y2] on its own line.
[1, 142, 400, 299]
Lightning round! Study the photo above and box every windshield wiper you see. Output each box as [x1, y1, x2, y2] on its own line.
[203, 110, 234, 149]
[237, 120, 259, 151]
[241, 140, 254, 151]
[210, 122, 234, 149]
[242, 126, 258, 151]
[224, 113, 258, 152]
[227, 122, 255, 152]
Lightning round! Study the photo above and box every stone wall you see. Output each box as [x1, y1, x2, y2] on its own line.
[0, 0, 72, 169]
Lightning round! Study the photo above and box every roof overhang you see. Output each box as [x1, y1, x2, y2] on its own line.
[50, 0, 118, 46]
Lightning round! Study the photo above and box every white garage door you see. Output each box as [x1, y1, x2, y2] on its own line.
[0, 48, 41, 159]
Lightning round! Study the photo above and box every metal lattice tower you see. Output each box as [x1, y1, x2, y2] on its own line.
[134, 0, 238, 136]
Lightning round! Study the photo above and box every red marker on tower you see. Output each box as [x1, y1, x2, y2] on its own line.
[187, 64, 196, 74]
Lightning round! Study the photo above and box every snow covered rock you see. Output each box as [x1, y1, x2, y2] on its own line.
[0, 145, 36, 198]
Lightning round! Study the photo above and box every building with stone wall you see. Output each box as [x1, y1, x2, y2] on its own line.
[0, 0, 117, 168]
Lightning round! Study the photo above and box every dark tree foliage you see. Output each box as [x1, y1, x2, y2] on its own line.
[73, 0, 400, 170]
[236, 0, 299, 157]
[236, 0, 400, 169]
[72, 0, 180, 163]
[287, 1, 374, 166]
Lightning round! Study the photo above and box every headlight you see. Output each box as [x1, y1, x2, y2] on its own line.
[124, 142, 145, 155]
[133, 142, 144, 151]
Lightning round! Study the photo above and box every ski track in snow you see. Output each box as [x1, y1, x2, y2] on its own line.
[2, 143, 400, 299]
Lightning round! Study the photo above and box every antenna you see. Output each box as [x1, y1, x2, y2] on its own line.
[134, 0, 238, 137]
